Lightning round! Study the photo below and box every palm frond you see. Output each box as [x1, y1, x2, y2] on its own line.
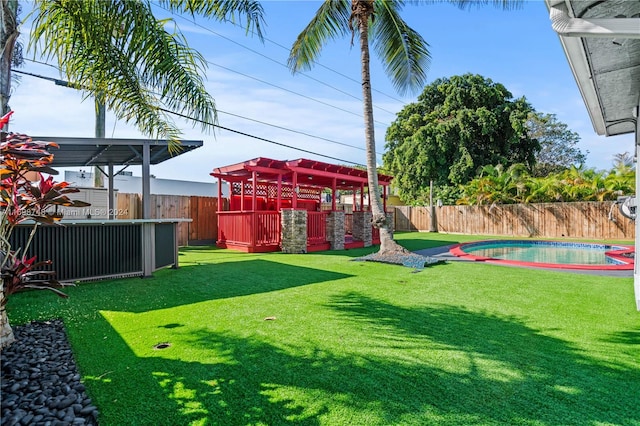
[423, 0, 524, 11]
[371, 0, 430, 95]
[288, 0, 351, 73]
[160, 0, 266, 40]
[29, 0, 218, 149]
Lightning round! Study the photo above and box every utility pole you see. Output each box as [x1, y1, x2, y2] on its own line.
[429, 180, 437, 232]
[94, 99, 105, 187]
[94, 98, 116, 219]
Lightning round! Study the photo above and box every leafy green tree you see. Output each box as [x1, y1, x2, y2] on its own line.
[2, 0, 265, 142]
[523, 173, 564, 203]
[384, 74, 538, 205]
[527, 112, 586, 176]
[605, 169, 634, 195]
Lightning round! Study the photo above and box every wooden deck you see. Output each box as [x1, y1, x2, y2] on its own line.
[216, 211, 379, 253]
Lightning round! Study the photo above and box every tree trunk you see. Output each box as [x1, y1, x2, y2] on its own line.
[0, 284, 15, 350]
[1, 0, 19, 118]
[356, 3, 408, 255]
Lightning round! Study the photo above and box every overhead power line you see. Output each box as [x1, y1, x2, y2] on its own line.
[14, 66, 382, 158]
[206, 61, 390, 127]
[20, 59, 367, 152]
[12, 68, 375, 166]
[217, 110, 369, 154]
[159, 108, 365, 166]
[160, 3, 404, 111]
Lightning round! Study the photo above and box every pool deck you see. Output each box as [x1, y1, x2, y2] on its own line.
[414, 245, 633, 277]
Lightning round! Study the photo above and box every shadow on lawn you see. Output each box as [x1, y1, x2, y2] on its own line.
[81, 317, 328, 425]
[321, 292, 640, 425]
[603, 327, 640, 345]
[32, 259, 352, 315]
[83, 292, 639, 425]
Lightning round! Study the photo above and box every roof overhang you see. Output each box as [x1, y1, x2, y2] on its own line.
[545, 0, 640, 137]
[29, 136, 203, 167]
[212, 157, 393, 190]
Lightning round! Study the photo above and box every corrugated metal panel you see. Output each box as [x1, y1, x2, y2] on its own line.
[154, 223, 175, 269]
[10, 223, 143, 282]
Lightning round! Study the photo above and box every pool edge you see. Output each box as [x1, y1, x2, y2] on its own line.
[448, 240, 635, 271]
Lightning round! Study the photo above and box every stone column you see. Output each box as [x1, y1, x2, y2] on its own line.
[281, 209, 308, 253]
[352, 211, 372, 247]
[326, 211, 345, 250]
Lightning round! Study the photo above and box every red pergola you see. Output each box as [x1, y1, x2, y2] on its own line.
[211, 158, 393, 252]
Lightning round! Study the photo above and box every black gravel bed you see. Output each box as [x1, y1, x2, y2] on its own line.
[1, 319, 99, 426]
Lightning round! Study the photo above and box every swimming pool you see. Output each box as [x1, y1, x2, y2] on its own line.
[449, 240, 634, 270]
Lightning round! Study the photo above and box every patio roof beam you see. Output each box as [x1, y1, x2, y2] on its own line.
[286, 166, 374, 185]
[245, 166, 290, 176]
[85, 145, 112, 166]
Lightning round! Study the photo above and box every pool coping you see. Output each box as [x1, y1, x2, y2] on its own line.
[448, 240, 635, 271]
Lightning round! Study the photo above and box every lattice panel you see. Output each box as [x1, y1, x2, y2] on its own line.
[254, 183, 268, 197]
[231, 182, 241, 195]
[297, 186, 321, 200]
[232, 182, 320, 200]
[280, 186, 293, 199]
[267, 184, 280, 199]
[231, 182, 269, 197]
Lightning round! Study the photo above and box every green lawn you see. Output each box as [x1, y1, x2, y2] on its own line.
[7, 232, 639, 425]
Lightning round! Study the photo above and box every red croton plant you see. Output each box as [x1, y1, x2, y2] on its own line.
[0, 111, 90, 350]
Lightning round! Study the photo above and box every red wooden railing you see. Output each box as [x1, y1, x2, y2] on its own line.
[254, 211, 281, 245]
[218, 212, 252, 247]
[218, 211, 281, 251]
[307, 211, 328, 246]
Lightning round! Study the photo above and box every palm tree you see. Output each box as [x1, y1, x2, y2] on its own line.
[1, 0, 20, 120]
[288, 0, 522, 254]
[2, 0, 265, 143]
[0, 0, 264, 350]
[612, 152, 635, 175]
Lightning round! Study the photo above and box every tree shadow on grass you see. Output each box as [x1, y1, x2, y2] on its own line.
[79, 317, 328, 426]
[7, 259, 353, 323]
[603, 327, 640, 345]
[323, 292, 640, 425]
[15, 264, 638, 424]
[72, 291, 640, 425]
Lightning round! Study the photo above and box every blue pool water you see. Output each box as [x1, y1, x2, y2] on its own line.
[461, 241, 628, 265]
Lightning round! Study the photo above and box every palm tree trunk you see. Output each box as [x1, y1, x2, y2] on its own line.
[0, 289, 15, 350]
[0, 0, 18, 351]
[355, 3, 407, 254]
[1, 0, 18, 117]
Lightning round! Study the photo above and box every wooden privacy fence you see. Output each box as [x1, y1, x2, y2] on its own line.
[117, 194, 220, 246]
[394, 202, 635, 240]
[113, 196, 633, 245]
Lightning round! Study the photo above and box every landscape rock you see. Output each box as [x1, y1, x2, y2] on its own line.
[1, 320, 98, 426]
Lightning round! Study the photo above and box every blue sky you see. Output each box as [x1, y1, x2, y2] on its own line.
[8, 1, 635, 184]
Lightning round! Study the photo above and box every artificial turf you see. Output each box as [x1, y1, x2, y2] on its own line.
[6, 232, 639, 425]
